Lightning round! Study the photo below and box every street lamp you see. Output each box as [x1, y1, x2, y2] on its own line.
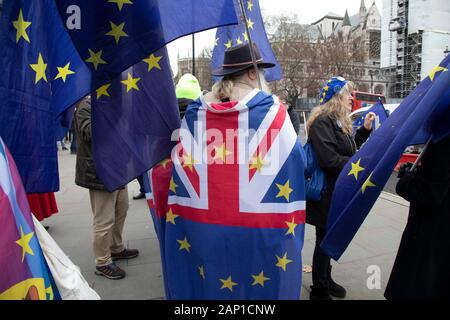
[368, 70, 374, 93]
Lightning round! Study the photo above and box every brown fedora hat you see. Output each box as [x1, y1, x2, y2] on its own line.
[212, 43, 275, 77]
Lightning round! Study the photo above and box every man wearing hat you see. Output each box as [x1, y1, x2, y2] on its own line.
[147, 43, 307, 299]
[206, 43, 273, 103]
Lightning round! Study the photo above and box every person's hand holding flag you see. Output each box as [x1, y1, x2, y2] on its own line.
[363, 112, 376, 131]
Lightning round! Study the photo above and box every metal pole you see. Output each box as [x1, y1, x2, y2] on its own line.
[192, 34, 196, 76]
[410, 137, 432, 172]
[238, 0, 262, 90]
[302, 111, 308, 139]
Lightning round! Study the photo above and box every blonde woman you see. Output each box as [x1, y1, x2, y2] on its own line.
[306, 77, 375, 300]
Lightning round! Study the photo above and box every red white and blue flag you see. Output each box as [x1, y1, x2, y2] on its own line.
[144, 90, 306, 299]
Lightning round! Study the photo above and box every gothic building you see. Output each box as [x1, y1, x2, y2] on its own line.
[176, 57, 213, 92]
[311, 0, 389, 95]
[270, 0, 390, 111]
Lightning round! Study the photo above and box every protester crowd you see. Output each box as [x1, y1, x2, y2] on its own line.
[65, 43, 447, 300]
[2, 38, 449, 299]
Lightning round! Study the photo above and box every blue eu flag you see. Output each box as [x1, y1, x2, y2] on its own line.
[0, 0, 238, 192]
[321, 55, 450, 261]
[56, 0, 238, 91]
[0, 0, 91, 192]
[352, 101, 388, 133]
[212, 0, 283, 82]
[92, 47, 182, 191]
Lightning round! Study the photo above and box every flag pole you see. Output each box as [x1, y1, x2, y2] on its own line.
[302, 111, 308, 139]
[238, 0, 262, 90]
[192, 34, 196, 76]
[409, 136, 432, 172]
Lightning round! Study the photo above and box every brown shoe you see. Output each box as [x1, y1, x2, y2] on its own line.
[111, 248, 139, 261]
[95, 263, 126, 280]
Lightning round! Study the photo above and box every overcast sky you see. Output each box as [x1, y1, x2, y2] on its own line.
[167, 0, 382, 74]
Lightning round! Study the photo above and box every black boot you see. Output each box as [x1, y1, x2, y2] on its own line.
[327, 266, 346, 298]
[309, 285, 332, 300]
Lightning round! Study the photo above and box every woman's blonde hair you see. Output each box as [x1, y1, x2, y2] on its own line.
[211, 68, 269, 101]
[212, 76, 236, 102]
[306, 81, 355, 135]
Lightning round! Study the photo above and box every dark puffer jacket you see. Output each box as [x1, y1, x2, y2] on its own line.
[74, 96, 107, 191]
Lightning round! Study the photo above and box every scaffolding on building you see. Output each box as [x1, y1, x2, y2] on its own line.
[393, 0, 422, 98]
[404, 31, 422, 94]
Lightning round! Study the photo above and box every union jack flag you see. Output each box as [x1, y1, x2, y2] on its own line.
[144, 90, 306, 299]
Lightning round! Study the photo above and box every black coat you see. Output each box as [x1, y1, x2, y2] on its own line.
[385, 136, 450, 300]
[306, 115, 371, 228]
[287, 107, 301, 136]
[178, 98, 193, 120]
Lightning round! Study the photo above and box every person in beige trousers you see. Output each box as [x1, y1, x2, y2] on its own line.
[74, 95, 139, 280]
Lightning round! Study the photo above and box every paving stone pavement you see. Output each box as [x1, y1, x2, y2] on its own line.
[45, 151, 410, 300]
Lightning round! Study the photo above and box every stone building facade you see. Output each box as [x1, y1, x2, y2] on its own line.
[176, 57, 213, 92]
[310, 0, 389, 96]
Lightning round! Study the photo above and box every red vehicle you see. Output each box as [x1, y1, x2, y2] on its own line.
[351, 91, 386, 112]
[350, 92, 420, 170]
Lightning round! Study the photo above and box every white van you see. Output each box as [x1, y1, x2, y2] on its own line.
[349, 103, 400, 122]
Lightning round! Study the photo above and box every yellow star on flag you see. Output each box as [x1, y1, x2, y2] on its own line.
[220, 276, 238, 291]
[213, 144, 232, 162]
[108, 0, 133, 11]
[348, 159, 365, 180]
[285, 217, 298, 236]
[159, 158, 171, 168]
[169, 177, 178, 193]
[198, 266, 205, 279]
[251, 271, 270, 287]
[143, 54, 162, 72]
[247, 18, 255, 30]
[30, 53, 48, 84]
[236, 37, 243, 45]
[429, 65, 448, 81]
[224, 40, 232, 48]
[96, 83, 111, 99]
[214, 38, 219, 47]
[243, 31, 249, 42]
[86, 49, 107, 70]
[361, 173, 376, 194]
[13, 9, 31, 43]
[54, 62, 75, 82]
[276, 252, 293, 271]
[121, 73, 140, 92]
[46, 286, 54, 300]
[276, 180, 293, 202]
[250, 155, 266, 173]
[166, 208, 179, 225]
[182, 153, 196, 171]
[247, 0, 254, 11]
[106, 21, 128, 45]
[15, 226, 34, 262]
[177, 237, 191, 252]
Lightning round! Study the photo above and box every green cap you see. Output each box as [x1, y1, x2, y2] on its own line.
[176, 73, 202, 100]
